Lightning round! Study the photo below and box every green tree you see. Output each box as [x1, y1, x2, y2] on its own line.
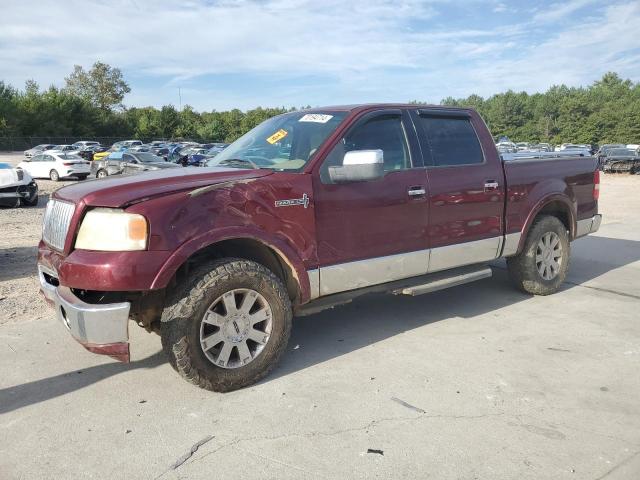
[64, 62, 131, 112]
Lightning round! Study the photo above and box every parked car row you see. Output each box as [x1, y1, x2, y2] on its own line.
[496, 139, 640, 173]
[91, 151, 180, 178]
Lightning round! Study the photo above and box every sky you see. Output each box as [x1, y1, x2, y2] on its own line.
[1, 0, 639, 111]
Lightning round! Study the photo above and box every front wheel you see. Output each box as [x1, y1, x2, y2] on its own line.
[49, 169, 60, 182]
[97, 169, 108, 179]
[160, 258, 292, 392]
[23, 184, 39, 206]
[507, 215, 570, 295]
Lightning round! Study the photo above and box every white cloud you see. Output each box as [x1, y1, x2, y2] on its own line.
[0, 0, 638, 110]
[493, 3, 508, 13]
[532, 0, 597, 23]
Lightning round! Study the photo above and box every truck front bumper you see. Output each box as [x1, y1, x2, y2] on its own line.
[575, 214, 602, 238]
[38, 265, 131, 362]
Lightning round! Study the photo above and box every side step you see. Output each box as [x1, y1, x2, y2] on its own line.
[296, 264, 493, 317]
[393, 267, 492, 296]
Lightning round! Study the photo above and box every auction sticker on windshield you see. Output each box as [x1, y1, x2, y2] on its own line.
[266, 129, 288, 144]
[299, 114, 333, 123]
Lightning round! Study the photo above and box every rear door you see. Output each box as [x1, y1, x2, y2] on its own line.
[313, 109, 430, 296]
[122, 153, 141, 174]
[410, 109, 505, 272]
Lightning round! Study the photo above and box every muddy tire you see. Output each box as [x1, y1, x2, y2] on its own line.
[507, 215, 570, 295]
[160, 258, 292, 392]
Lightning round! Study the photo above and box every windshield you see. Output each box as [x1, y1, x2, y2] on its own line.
[135, 153, 164, 163]
[609, 149, 633, 156]
[208, 111, 348, 170]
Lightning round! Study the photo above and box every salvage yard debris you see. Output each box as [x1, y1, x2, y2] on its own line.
[391, 397, 426, 414]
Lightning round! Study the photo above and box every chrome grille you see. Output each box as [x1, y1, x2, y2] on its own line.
[42, 199, 75, 251]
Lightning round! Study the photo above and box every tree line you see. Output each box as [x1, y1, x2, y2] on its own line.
[437, 72, 640, 145]
[1, 62, 638, 148]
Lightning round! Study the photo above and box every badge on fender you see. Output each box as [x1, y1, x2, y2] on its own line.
[275, 193, 310, 209]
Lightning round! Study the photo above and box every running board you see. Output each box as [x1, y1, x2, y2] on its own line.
[296, 264, 493, 317]
[393, 266, 492, 296]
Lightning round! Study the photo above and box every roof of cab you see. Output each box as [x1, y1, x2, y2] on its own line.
[302, 103, 472, 113]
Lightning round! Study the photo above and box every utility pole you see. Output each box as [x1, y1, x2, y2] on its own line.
[178, 87, 182, 110]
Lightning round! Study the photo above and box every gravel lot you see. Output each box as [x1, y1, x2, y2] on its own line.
[1, 151, 639, 479]
[0, 153, 76, 326]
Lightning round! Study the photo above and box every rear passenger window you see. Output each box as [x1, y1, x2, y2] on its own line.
[419, 116, 484, 166]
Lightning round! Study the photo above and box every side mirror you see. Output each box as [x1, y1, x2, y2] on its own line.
[328, 149, 384, 183]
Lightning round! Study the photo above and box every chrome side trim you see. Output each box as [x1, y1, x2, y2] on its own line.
[428, 237, 501, 273]
[502, 232, 522, 257]
[307, 268, 320, 300]
[591, 214, 602, 233]
[319, 249, 429, 296]
[575, 214, 602, 238]
[495, 235, 504, 258]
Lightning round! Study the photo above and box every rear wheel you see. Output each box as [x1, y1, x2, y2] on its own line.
[49, 169, 60, 182]
[97, 169, 108, 179]
[507, 215, 570, 295]
[160, 258, 292, 392]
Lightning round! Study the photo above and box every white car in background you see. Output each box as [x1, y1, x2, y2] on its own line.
[0, 162, 38, 207]
[17, 152, 91, 181]
[71, 140, 100, 150]
[24, 144, 57, 158]
[45, 144, 80, 155]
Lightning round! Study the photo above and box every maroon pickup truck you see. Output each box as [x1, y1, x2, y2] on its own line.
[38, 104, 602, 391]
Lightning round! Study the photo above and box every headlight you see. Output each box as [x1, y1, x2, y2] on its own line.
[75, 208, 148, 251]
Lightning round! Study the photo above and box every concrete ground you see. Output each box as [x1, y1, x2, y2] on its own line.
[1, 152, 639, 479]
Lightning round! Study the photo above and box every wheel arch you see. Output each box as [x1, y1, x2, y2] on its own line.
[152, 230, 310, 305]
[517, 195, 576, 254]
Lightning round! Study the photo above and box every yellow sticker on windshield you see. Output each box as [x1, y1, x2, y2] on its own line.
[266, 129, 288, 144]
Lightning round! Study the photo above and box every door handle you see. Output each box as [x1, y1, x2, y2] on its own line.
[484, 180, 499, 191]
[408, 186, 426, 196]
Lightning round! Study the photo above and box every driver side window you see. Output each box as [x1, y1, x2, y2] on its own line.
[321, 114, 410, 183]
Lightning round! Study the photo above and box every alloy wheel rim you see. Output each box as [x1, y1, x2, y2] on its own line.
[536, 232, 563, 280]
[199, 288, 272, 369]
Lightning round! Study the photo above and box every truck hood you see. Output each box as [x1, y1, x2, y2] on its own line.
[53, 167, 273, 208]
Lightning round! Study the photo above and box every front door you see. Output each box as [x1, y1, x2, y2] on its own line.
[312, 109, 429, 296]
[24, 154, 42, 177]
[410, 109, 505, 272]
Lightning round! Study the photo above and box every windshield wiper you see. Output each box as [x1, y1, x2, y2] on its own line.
[216, 158, 260, 169]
